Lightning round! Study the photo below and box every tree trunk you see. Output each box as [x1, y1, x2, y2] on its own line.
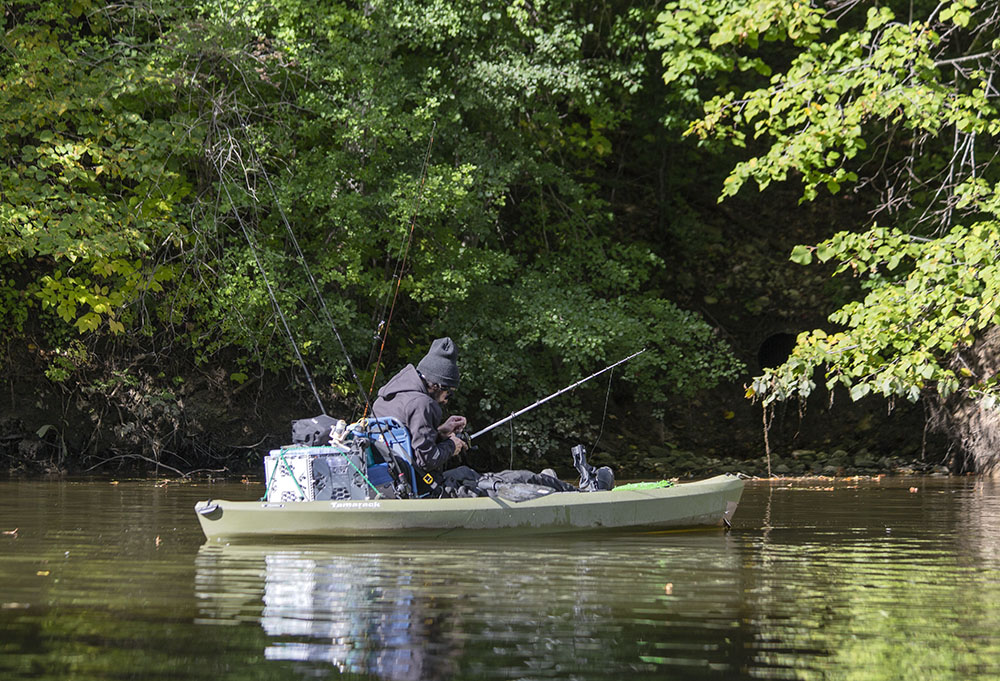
[929, 326, 1000, 476]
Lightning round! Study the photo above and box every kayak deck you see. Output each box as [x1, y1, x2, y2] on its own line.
[195, 473, 744, 542]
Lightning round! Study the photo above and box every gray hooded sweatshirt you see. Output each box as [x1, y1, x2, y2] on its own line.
[372, 364, 455, 472]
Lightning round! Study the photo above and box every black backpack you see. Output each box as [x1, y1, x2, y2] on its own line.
[290, 414, 338, 446]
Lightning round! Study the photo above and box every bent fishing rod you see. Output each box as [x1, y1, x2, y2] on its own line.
[468, 349, 646, 441]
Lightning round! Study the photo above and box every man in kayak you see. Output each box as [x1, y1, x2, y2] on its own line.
[372, 337, 469, 487]
[373, 337, 613, 498]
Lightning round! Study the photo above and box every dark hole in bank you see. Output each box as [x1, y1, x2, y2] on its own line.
[757, 332, 797, 369]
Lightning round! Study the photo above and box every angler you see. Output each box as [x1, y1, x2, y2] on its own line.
[365, 338, 641, 499]
[371, 337, 469, 491]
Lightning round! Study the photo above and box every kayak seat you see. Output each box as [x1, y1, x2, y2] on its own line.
[353, 417, 421, 497]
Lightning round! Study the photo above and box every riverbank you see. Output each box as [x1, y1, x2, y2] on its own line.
[0, 443, 952, 483]
[1, 348, 949, 480]
[635, 448, 952, 480]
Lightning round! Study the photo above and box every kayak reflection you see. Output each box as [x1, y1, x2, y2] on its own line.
[193, 534, 743, 680]
[195, 543, 464, 680]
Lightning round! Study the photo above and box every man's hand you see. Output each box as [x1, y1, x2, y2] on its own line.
[448, 433, 468, 457]
[438, 415, 467, 437]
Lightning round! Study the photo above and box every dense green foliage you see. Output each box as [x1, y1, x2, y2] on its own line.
[1, 1, 196, 337]
[656, 2, 1000, 416]
[16, 0, 1000, 471]
[2, 0, 743, 464]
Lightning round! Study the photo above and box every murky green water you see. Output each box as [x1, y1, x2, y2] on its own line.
[3, 476, 1000, 680]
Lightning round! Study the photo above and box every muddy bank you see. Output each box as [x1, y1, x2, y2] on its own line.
[1, 338, 950, 480]
[2, 406, 946, 482]
[616, 446, 952, 481]
[0, 389, 948, 483]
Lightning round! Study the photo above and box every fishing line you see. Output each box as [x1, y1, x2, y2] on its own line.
[221, 180, 327, 415]
[590, 367, 614, 454]
[364, 122, 437, 412]
[257, 159, 374, 417]
[366, 122, 437, 372]
[509, 419, 515, 470]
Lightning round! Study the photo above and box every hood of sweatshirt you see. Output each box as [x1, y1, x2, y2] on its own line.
[376, 364, 426, 401]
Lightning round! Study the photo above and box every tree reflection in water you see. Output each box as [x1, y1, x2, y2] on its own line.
[191, 479, 1000, 681]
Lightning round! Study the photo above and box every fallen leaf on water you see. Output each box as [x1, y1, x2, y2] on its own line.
[909, 487, 919, 493]
[155, 536, 161, 547]
[110, 481, 119, 485]
[2, 603, 30, 610]
[36, 571, 50, 576]
[664, 583, 673, 595]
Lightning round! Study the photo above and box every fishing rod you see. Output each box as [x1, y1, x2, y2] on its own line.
[365, 121, 438, 412]
[258, 160, 373, 417]
[468, 349, 646, 441]
[221, 180, 327, 415]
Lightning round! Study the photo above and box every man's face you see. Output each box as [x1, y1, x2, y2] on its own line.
[435, 387, 455, 405]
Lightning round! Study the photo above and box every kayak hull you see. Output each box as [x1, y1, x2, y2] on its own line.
[195, 474, 744, 542]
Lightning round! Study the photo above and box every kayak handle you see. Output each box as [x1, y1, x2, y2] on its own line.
[196, 502, 220, 516]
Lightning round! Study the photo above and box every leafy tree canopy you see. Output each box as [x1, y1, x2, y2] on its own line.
[656, 1, 1000, 412]
[2, 0, 742, 461]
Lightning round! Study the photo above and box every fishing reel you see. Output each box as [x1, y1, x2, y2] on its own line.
[452, 431, 477, 469]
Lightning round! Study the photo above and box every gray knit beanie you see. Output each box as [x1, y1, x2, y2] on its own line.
[417, 337, 460, 388]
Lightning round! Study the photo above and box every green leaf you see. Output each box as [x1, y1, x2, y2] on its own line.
[790, 244, 813, 265]
[850, 382, 871, 401]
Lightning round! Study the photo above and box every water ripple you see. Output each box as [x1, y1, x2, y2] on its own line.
[4, 478, 1000, 679]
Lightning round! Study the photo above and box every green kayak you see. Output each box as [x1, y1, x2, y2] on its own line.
[194, 473, 744, 542]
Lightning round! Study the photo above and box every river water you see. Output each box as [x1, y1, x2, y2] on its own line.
[2, 476, 1000, 680]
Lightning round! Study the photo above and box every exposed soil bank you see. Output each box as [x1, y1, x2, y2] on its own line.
[2, 279, 964, 481]
[1, 350, 953, 481]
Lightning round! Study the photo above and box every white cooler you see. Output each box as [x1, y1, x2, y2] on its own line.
[263, 446, 369, 502]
